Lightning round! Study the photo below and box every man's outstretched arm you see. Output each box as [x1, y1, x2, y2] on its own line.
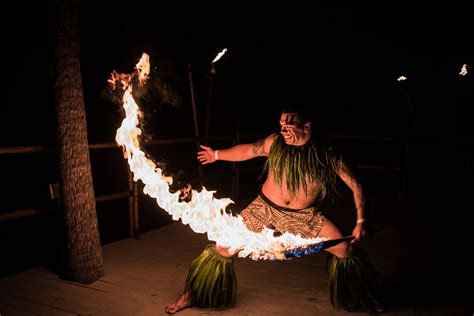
[197, 134, 275, 164]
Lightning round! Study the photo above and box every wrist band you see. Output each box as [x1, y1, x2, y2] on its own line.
[214, 150, 219, 160]
[356, 218, 365, 224]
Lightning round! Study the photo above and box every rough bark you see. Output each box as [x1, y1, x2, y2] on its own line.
[53, 0, 104, 284]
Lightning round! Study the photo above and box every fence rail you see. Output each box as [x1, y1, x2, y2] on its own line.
[0, 135, 249, 235]
[0, 134, 442, 236]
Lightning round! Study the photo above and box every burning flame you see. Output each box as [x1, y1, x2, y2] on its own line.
[212, 48, 228, 64]
[113, 53, 326, 260]
[459, 64, 469, 76]
[397, 75, 407, 81]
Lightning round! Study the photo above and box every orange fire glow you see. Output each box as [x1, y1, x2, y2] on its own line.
[113, 53, 326, 260]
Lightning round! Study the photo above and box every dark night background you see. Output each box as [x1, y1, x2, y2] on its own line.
[1, 2, 472, 304]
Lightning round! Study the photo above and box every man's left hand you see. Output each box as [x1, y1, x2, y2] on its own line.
[351, 223, 366, 243]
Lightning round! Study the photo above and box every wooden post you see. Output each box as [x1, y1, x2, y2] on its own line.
[128, 169, 135, 239]
[133, 181, 139, 238]
[232, 121, 240, 201]
[205, 64, 216, 141]
[187, 64, 203, 184]
[401, 85, 416, 129]
[401, 142, 409, 194]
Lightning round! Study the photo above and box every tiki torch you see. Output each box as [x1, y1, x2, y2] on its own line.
[188, 63, 203, 182]
[459, 63, 469, 76]
[397, 75, 416, 128]
[205, 48, 228, 140]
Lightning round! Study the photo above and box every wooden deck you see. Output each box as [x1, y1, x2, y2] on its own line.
[0, 193, 470, 315]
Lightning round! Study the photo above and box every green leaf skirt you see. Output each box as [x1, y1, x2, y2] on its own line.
[184, 244, 237, 308]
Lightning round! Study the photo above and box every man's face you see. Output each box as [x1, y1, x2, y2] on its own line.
[279, 112, 311, 146]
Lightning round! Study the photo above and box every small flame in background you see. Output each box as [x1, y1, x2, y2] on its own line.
[112, 53, 326, 260]
[212, 48, 228, 64]
[459, 64, 469, 76]
[397, 75, 407, 82]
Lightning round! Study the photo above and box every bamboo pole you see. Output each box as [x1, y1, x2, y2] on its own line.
[401, 143, 409, 193]
[204, 64, 216, 141]
[402, 86, 416, 128]
[187, 64, 203, 183]
[232, 121, 241, 201]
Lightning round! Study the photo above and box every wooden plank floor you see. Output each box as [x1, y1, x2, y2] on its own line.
[0, 193, 470, 315]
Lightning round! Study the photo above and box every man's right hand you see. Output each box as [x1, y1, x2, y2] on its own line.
[197, 145, 217, 165]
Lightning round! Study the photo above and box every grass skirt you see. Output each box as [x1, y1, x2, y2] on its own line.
[327, 246, 383, 312]
[184, 244, 237, 308]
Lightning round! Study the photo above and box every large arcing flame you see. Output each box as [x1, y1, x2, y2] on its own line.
[114, 53, 326, 260]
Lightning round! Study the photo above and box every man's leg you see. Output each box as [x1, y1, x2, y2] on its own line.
[165, 196, 266, 314]
[165, 245, 237, 314]
[317, 218, 353, 258]
[318, 219, 383, 312]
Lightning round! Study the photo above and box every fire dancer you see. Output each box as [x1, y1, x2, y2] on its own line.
[165, 105, 384, 314]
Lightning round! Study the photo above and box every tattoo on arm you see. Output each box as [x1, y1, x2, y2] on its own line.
[339, 160, 365, 211]
[252, 139, 266, 156]
[337, 160, 360, 190]
[339, 161, 356, 182]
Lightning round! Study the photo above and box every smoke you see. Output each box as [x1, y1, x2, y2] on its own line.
[101, 69, 183, 136]
[102, 69, 189, 192]
[135, 76, 182, 140]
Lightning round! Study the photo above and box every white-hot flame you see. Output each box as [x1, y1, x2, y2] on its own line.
[459, 64, 469, 76]
[114, 53, 326, 260]
[212, 48, 228, 64]
[397, 75, 407, 81]
[135, 53, 150, 83]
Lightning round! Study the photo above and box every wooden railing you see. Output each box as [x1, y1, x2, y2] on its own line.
[0, 133, 256, 238]
[328, 135, 441, 193]
[0, 134, 441, 236]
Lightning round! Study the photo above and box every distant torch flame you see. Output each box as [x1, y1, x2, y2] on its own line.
[113, 53, 326, 260]
[459, 64, 469, 76]
[212, 48, 228, 63]
[397, 75, 407, 81]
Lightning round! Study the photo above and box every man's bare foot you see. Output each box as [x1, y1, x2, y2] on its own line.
[165, 292, 192, 314]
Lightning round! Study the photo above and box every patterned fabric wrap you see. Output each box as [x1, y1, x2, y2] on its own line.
[240, 192, 326, 238]
[327, 246, 383, 312]
[184, 244, 237, 308]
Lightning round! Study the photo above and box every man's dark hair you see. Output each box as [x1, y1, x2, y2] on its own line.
[281, 104, 314, 124]
[281, 104, 332, 145]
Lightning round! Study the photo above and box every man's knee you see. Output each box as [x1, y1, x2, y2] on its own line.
[326, 242, 353, 258]
[215, 244, 236, 258]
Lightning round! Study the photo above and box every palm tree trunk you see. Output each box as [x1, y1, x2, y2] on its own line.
[53, 0, 104, 284]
